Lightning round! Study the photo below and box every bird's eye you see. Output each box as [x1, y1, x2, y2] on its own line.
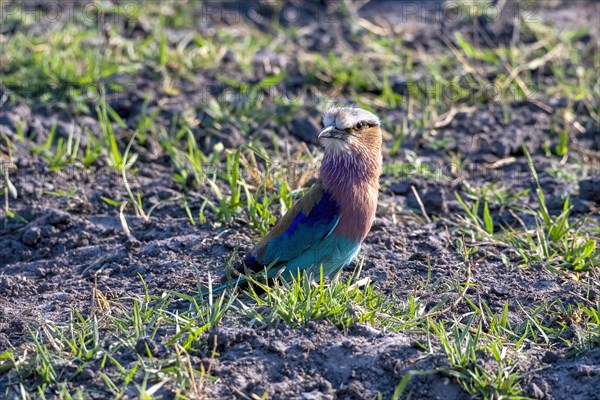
[354, 121, 366, 130]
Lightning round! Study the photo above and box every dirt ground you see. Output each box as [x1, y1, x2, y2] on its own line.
[1, 1, 599, 399]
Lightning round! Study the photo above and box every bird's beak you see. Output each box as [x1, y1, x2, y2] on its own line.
[318, 126, 334, 138]
[318, 126, 345, 140]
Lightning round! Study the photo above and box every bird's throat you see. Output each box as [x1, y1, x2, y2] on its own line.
[320, 151, 381, 189]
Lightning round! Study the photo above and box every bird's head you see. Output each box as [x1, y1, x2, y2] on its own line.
[318, 106, 382, 156]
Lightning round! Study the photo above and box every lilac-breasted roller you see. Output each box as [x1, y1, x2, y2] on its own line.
[210, 106, 382, 293]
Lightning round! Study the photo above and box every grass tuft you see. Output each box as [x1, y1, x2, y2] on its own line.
[238, 263, 427, 332]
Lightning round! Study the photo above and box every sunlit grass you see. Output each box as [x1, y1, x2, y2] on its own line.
[0, 278, 233, 398]
[237, 263, 429, 332]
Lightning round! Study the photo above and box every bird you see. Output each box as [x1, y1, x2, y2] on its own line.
[205, 106, 382, 294]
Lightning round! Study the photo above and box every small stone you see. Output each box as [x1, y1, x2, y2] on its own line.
[319, 379, 334, 394]
[79, 368, 95, 380]
[125, 238, 141, 253]
[0, 103, 31, 137]
[351, 323, 381, 338]
[384, 238, 394, 250]
[135, 337, 158, 356]
[166, 241, 182, 251]
[579, 178, 600, 202]
[531, 263, 545, 272]
[588, 290, 597, 301]
[301, 390, 327, 400]
[21, 226, 41, 246]
[387, 181, 412, 195]
[218, 124, 244, 148]
[492, 285, 509, 296]
[406, 187, 448, 215]
[541, 351, 559, 364]
[267, 340, 286, 356]
[252, 50, 288, 76]
[47, 209, 71, 226]
[222, 49, 237, 64]
[388, 72, 410, 95]
[290, 114, 321, 144]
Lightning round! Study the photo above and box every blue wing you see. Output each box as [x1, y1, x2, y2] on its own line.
[242, 182, 341, 273]
[200, 183, 342, 296]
